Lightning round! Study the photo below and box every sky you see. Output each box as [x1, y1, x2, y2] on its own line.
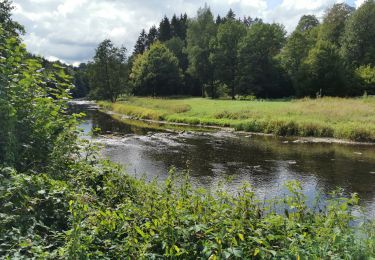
[12, 0, 365, 65]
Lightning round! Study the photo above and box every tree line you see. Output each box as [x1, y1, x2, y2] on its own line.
[72, 1, 375, 101]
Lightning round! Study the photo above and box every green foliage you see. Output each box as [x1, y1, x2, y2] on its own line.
[79, 2, 375, 99]
[0, 0, 24, 36]
[186, 6, 217, 97]
[295, 15, 320, 32]
[68, 173, 373, 258]
[0, 26, 74, 170]
[341, 0, 375, 67]
[299, 40, 347, 97]
[158, 16, 172, 42]
[170, 14, 188, 40]
[4, 163, 374, 258]
[236, 22, 290, 98]
[319, 3, 354, 46]
[355, 65, 375, 94]
[146, 25, 158, 49]
[133, 29, 147, 56]
[279, 16, 320, 97]
[88, 39, 129, 102]
[0, 168, 72, 257]
[72, 63, 90, 98]
[130, 41, 183, 96]
[165, 36, 188, 72]
[210, 20, 246, 99]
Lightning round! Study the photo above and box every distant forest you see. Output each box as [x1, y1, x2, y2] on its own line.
[56, 1, 375, 101]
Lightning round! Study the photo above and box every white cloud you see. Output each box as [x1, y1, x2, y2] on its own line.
[266, 0, 346, 32]
[57, 0, 87, 16]
[46, 55, 61, 62]
[354, 0, 365, 8]
[11, 0, 355, 64]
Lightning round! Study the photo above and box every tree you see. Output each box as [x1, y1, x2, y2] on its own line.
[133, 29, 147, 55]
[279, 15, 320, 95]
[341, 0, 375, 67]
[355, 65, 375, 94]
[72, 63, 90, 98]
[159, 16, 172, 41]
[242, 16, 263, 27]
[224, 8, 236, 22]
[210, 20, 246, 99]
[130, 42, 182, 96]
[0, 0, 24, 36]
[169, 14, 189, 40]
[146, 26, 158, 48]
[299, 40, 347, 97]
[178, 13, 188, 40]
[0, 2, 73, 168]
[236, 23, 289, 98]
[295, 15, 320, 32]
[186, 6, 217, 97]
[165, 36, 188, 71]
[89, 39, 129, 102]
[216, 15, 223, 24]
[320, 3, 354, 46]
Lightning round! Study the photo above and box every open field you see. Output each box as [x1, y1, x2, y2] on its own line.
[98, 97, 375, 142]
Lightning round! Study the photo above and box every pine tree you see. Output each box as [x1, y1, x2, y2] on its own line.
[216, 15, 223, 24]
[146, 26, 158, 48]
[171, 14, 180, 38]
[225, 8, 236, 21]
[179, 13, 188, 40]
[159, 16, 172, 41]
[133, 29, 147, 55]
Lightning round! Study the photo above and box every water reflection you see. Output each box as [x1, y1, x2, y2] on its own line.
[69, 101, 375, 216]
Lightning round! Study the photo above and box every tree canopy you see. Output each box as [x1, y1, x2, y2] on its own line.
[186, 6, 217, 97]
[88, 39, 129, 102]
[341, 0, 375, 67]
[210, 20, 246, 98]
[130, 42, 182, 96]
[237, 23, 288, 98]
[67, 1, 375, 99]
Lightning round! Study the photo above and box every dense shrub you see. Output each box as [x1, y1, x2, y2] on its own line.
[2, 163, 375, 258]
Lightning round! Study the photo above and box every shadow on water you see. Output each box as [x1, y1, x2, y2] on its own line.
[69, 101, 375, 216]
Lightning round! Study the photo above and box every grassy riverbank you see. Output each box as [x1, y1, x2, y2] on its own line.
[98, 97, 375, 142]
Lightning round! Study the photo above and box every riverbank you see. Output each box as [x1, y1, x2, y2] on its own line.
[98, 97, 375, 143]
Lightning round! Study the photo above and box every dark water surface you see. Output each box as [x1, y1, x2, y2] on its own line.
[70, 101, 375, 215]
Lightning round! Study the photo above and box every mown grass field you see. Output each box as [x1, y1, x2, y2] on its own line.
[98, 97, 375, 142]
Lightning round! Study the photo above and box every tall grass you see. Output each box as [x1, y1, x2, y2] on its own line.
[99, 97, 375, 142]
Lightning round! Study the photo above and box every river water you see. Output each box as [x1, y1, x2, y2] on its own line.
[70, 101, 375, 215]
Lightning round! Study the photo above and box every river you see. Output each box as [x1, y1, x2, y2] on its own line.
[70, 101, 375, 216]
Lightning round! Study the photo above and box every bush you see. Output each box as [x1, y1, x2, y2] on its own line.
[355, 65, 375, 95]
[4, 165, 374, 259]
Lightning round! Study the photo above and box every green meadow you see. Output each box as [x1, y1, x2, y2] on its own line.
[98, 96, 375, 142]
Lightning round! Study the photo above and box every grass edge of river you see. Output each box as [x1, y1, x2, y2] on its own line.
[97, 97, 375, 144]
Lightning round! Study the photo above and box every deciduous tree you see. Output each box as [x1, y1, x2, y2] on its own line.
[130, 42, 182, 96]
[210, 20, 246, 99]
[186, 6, 217, 97]
[89, 39, 129, 102]
[237, 23, 288, 98]
[299, 40, 347, 97]
[341, 0, 375, 66]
